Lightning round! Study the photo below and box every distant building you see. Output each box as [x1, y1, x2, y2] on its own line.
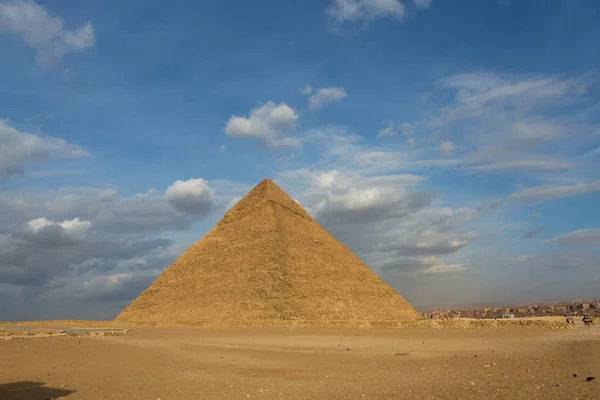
[501, 313, 515, 319]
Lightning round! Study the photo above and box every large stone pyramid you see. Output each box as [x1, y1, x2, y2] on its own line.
[116, 178, 418, 327]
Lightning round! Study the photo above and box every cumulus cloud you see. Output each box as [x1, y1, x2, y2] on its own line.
[165, 178, 215, 215]
[0, 0, 95, 65]
[0, 181, 224, 236]
[0, 172, 254, 319]
[510, 180, 600, 202]
[0, 119, 87, 180]
[35, 191, 145, 231]
[20, 216, 93, 244]
[307, 87, 348, 110]
[0, 175, 230, 303]
[224, 101, 300, 149]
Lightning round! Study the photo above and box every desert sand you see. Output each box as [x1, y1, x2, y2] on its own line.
[1, 322, 598, 400]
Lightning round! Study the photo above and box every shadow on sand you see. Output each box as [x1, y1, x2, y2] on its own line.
[0, 381, 75, 399]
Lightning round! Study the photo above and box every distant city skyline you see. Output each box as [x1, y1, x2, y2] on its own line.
[421, 299, 599, 320]
[0, 0, 599, 320]
[419, 298, 599, 313]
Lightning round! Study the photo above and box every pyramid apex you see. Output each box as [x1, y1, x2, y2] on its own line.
[223, 178, 310, 221]
[257, 177, 276, 187]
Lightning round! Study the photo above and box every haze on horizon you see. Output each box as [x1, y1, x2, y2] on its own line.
[0, 0, 599, 321]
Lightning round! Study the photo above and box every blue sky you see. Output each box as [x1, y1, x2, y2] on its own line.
[0, 0, 599, 320]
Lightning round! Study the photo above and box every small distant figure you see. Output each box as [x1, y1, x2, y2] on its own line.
[566, 317, 575, 325]
[582, 315, 594, 327]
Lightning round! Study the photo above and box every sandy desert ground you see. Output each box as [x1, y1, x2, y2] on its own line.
[1, 322, 598, 400]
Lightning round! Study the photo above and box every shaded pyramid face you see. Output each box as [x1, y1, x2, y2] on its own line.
[116, 178, 418, 327]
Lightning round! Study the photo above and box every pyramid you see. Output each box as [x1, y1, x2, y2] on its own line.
[116, 178, 418, 327]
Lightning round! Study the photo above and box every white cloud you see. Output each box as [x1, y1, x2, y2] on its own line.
[307, 87, 348, 110]
[165, 178, 215, 215]
[510, 180, 600, 202]
[315, 187, 402, 215]
[377, 121, 396, 137]
[440, 141, 455, 157]
[327, 0, 406, 24]
[224, 101, 300, 149]
[0, 176, 234, 302]
[308, 170, 339, 189]
[0, 119, 87, 180]
[0, 0, 95, 65]
[218, 144, 226, 152]
[25, 216, 93, 242]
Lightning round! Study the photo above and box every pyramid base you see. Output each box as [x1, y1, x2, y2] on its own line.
[114, 317, 420, 328]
